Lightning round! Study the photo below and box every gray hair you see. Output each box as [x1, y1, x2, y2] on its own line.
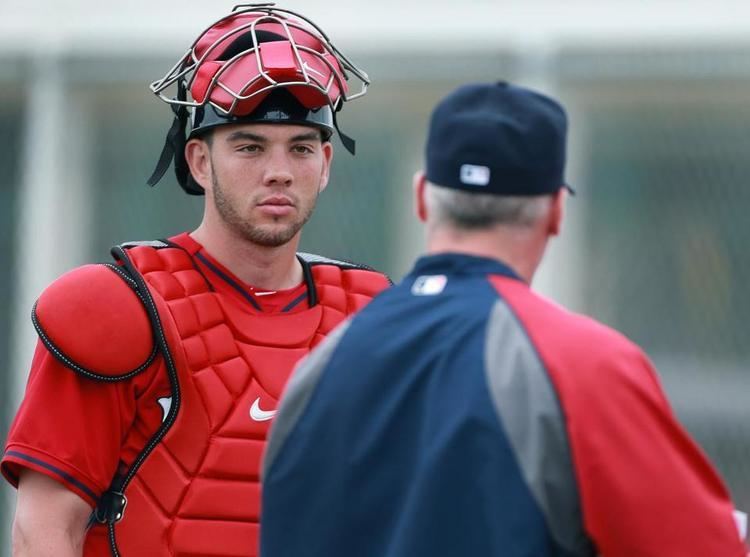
[425, 183, 553, 230]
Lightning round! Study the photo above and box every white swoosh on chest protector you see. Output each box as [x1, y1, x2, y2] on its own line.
[250, 397, 277, 422]
[158, 396, 172, 423]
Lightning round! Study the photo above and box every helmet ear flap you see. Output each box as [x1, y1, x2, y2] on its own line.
[147, 81, 206, 196]
[182, 176, 206, 196]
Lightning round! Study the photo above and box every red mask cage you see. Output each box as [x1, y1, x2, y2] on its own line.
[147, 3, 369, 194]
[150, 3, 369, 118]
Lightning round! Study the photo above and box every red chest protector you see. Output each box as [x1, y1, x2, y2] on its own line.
[33, 240, 390, 556]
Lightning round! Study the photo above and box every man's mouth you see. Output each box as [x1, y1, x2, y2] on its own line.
[257, 195, 295, 216]
[258, 195, 294, 207]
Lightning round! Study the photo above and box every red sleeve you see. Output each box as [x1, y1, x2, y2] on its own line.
[566, 346, 744, 556]
[494, 277, 746, 556]
[2, 341, 136, 507]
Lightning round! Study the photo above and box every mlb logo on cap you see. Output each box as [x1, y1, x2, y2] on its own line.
[411, 275, 448, 296]
[460, 164, 491, 187]
[425, 81, 572, 196]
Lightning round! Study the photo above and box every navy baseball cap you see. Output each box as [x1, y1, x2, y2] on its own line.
[425, 81, 572, 196]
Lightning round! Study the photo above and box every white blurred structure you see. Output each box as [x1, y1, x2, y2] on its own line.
[2, 1, 750, 553]
[4, 0, 750, 52]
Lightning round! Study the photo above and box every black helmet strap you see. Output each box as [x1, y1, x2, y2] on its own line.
[332, 109, 356, 155]
[147, 80, 204, 195]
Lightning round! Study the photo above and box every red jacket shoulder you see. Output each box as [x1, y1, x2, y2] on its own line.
[491, 275, 658, 394]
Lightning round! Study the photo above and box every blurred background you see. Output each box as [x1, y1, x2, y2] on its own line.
[1, 0, 749, 551]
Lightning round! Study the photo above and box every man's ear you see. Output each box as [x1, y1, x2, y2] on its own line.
[413, 171, 428, 223]
[548, 188, 566, 236]
[318, 141, 334, 193]
[184, 138, 212, 192]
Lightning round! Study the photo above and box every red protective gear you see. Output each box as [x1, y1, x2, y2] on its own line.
[23, 240, 389, 556]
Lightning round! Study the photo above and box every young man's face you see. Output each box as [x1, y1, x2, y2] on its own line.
[201, 123, 333, 247]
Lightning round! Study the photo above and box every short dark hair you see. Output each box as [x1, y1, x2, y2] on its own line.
[201, 129, 215, 147]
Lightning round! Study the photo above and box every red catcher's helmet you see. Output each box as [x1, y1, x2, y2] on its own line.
[147, 3, 370, 195]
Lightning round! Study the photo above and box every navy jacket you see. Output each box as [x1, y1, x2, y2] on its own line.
[261, 253, 745, 557]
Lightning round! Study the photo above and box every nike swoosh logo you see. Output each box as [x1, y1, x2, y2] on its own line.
[158, 396, 172, 423]
[302, 61, 326, 79]
[250, 397, 277, 422]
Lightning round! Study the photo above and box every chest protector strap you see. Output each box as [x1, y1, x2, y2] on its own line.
[94, 243, 183, 556]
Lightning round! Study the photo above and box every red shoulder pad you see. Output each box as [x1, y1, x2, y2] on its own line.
[340, 268, 391, 298]
[33, 264, 156, 380]
[341, 268, 391, 312]
[311, 264, 391, 314]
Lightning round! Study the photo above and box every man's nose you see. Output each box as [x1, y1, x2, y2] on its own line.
[263, 151, 294, 187]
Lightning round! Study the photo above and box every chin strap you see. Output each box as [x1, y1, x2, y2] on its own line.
[146, 81, 204, 195]
[332, 109, 356, 155]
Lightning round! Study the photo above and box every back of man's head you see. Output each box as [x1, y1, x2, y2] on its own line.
[422, 81, 570, 233]
[425, 187, 554, 231]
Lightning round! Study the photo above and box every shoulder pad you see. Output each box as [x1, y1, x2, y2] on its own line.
[311, 263, 391, 311]
[340, 267, 392, 296]
[299, 252, 392, 282]
[33, 264, 156, 381]
[298, 252, 376, 272]
[118, 239, 170, 250]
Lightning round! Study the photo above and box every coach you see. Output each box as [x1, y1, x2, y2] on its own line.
[260, 81, 747, 557]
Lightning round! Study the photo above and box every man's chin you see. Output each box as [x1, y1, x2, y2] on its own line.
[238, 223, 301, 248]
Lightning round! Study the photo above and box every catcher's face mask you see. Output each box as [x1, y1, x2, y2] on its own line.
[147, 2, 369, 195]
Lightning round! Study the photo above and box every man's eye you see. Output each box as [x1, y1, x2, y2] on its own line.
[292, 145, 314, 154]
[239, 145, 261, 153]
